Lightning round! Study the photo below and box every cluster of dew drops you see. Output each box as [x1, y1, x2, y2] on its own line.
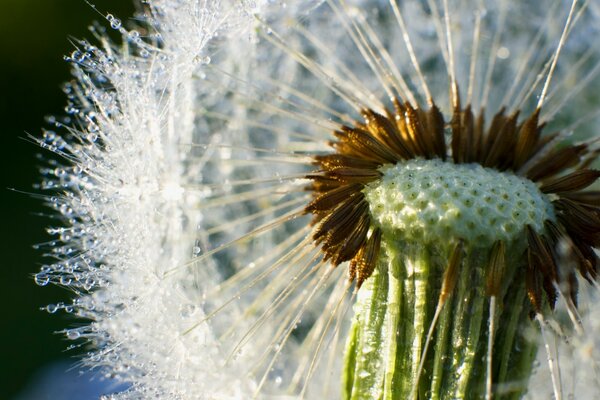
[38, 12, 155, 154]
[33, 2, 223, 356]
[33, 11, 162, 344]
[33, 6, 222, 359]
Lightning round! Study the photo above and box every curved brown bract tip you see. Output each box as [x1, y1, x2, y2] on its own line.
[540, 169, 600, 194]
[440, 240, 464, 302]
[485, 241, 506, 298]
[352, 229, 382, 289]
[304, 94, 600, 300]
[526, 226, 559, 310]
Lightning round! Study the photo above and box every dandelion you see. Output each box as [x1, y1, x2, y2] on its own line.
[35, 0, 600, 399]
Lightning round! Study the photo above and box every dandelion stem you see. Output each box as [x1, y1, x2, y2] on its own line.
[343, 241, 540, 399]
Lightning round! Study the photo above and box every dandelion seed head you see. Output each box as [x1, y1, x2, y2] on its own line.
[35, 0, 600, 398]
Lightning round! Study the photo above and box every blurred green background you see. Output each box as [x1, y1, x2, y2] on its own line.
[0, 1, 136, 398]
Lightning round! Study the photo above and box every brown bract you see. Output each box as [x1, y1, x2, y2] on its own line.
[305, 98, 600, 313]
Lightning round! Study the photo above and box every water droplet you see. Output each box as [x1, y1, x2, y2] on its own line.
[66, 329, 81, 340]
[110, 18, 122, 30]
[180, 304, 196, 318]
[60, 276, 72, 285]
[362, 344, 374, 354]
[46, 304, 58, 314]
[192, 246, 202, 256]
[35, 273, 50, 286]
[358, 369, 371, 378]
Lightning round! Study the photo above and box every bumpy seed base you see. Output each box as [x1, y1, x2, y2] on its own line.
[364, 158, 555, 247]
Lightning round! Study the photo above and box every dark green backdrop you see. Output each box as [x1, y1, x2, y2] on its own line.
[1, 1, 136, 398]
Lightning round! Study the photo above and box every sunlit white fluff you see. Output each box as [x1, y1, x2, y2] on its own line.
[37, 1, 261, 398]
[36, 0, 600, 399]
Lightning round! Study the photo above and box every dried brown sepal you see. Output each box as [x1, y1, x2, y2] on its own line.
[450, 103, 464, 164]
[424, 104, 447, 160]
[543, 220, 581, 306]
[334, 127, 398, 164]
[525, 144, 586, 182]
[513, 108, 541, 169]
[570, 236, 600, 281]
[323, 167, 382, 184]
[313, 194, 365, 244]
[473, 109, 486, 162]
[348, 258, 357, 286]
[544, 220, 578, 273]
[329, 131, 377, 163]
[526, 249, 543, 315]
[305, 183, 363, 214]
[485, 241, 506, 297]
[567, 272, 579, 309]
[526, 226, 558, 282]
[404, 103, 431, 158]
[559, 191, 600, 206]
[482, 107, 507, 159]
[331, 212, 371, 265]
[305, 175, 343, 193]
[555, 199, 600, 246]
[440, 240, 464, 302]
[322, 201, 369, 252]
[362, 109, 412, 160]
[540, 169, 600, 193]
[314, 154, 381, 170]
[461, 106, 476, 163]
[352, 229, 382, 288]
[549, 226, 596, 283]
[526, 226, 558, 309]
[483, 111, 519, 169]
[392, 100, 422, 156]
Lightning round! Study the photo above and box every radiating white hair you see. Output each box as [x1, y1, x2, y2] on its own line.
[36, 1, 600, 399]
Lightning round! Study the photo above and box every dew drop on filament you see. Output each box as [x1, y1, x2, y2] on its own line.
[35, 273, 50, 286]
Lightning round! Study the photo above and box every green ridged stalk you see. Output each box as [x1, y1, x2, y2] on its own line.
[343, 238, 538, 400]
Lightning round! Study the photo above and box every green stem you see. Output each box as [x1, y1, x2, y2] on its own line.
[382, 247, 402, 400]
[343, 238, 538, 400]
[346, 260, 388, 400]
